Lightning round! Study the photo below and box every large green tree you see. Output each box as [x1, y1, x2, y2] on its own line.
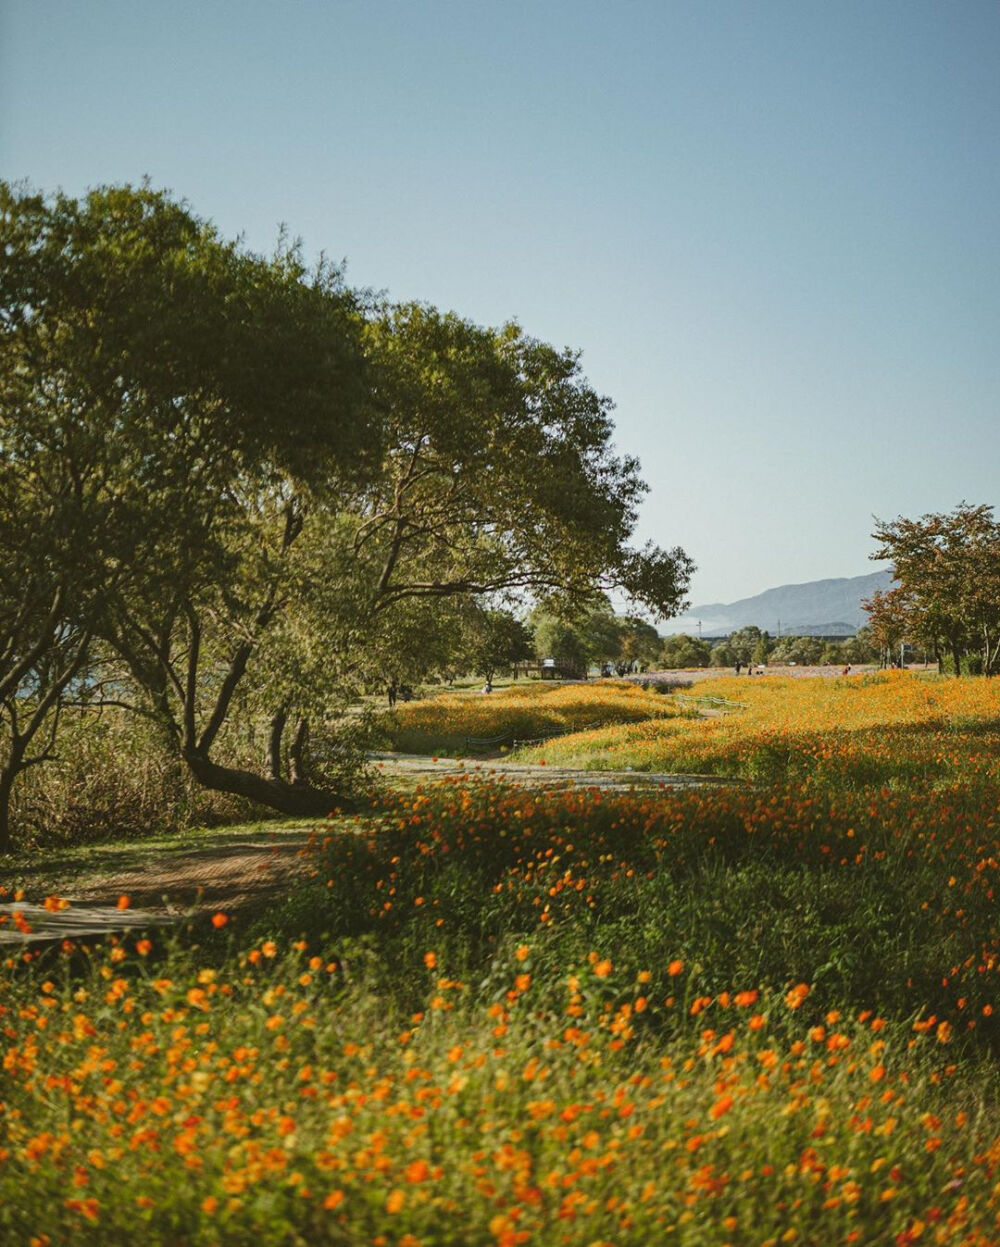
[871, 503, 1000, 675]
[463, 607, 534, 685]
[659, 634, 711, 669]
[1, 182, 373, 825]
[3, 184, 693, 831]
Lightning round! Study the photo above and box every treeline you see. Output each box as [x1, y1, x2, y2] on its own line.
[660, 626, 878, 670]
[410, 596, 666, 685]
[0, 182, 693, 849]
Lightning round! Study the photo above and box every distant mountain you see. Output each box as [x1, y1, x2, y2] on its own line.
[666, 570, 894, 637]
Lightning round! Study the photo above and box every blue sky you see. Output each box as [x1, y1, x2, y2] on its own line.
[3, 0, 999, 607]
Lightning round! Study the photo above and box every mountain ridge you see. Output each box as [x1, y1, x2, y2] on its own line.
[666, 569, 894, 636]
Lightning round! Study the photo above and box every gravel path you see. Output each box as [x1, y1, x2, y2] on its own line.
[370, 752, 732, 792]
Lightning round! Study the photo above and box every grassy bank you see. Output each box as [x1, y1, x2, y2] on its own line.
[386, 680, 691, 756]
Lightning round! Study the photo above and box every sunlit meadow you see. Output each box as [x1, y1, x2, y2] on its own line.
[387, 680, 691, 755]
[5, 673, 1000, 1243]
[516, 670, 1000, 788]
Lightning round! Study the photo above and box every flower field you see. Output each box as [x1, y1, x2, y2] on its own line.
[5, 673, 1000, 1242]
[516, 671, 1000, 787]
[386, 680, 691, 755]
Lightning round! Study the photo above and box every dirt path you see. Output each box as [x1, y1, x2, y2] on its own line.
[369, 752, 731, 792]
[7, 825, 320, 932]
[68, 833, 317, 911]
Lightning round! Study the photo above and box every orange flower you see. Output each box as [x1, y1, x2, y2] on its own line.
[211, 912, 229, 929]
[515, 944, 530, 962]
[667, 959, 684, 976]
[385, 1189, 405, 1214]
[324, 1190, 345, 1209]
[116, 895, 131, 910]
[404, 1159, 430, 1183]
[785, 982, 810, 1009]
[708, 1097, 733, 1127]
[424, 951, 437, 970]
[593, 958, 612, 978]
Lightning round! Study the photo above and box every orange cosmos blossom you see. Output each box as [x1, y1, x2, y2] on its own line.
[116, 895, 130, 910]
[709, 1093, 735, 1120]
[211, 912, 229, 928]
[785, 982, 811, 1009]
[668, 959, 684, 976]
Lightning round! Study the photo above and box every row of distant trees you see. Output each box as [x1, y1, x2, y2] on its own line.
[398, 595, 665, 686]
[660, 626, 878, 671]
[0, 181, 694, 848]
[454, 607, 881, 680]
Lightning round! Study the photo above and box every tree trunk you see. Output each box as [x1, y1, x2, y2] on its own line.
[951, 640, 962, 677]
[288, 717, 309, 786]
[182, 748, 350, 817]
[267, 707, 288, 780]
[0, 770, 14, 854]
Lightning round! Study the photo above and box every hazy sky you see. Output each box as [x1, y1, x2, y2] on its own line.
[3, 0, 998, 606]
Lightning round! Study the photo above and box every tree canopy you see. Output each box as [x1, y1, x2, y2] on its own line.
[0, 180, 694, 834]
[871, 503, 1000, 675]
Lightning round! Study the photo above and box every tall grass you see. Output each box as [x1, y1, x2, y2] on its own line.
[9, 709, 255, 848]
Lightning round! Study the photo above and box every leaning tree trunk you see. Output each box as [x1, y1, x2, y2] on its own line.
[0, 734, 30, 854]
[182, 749, 352, 817]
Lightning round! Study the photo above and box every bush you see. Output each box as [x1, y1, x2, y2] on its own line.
[10, 709, 260, 847]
